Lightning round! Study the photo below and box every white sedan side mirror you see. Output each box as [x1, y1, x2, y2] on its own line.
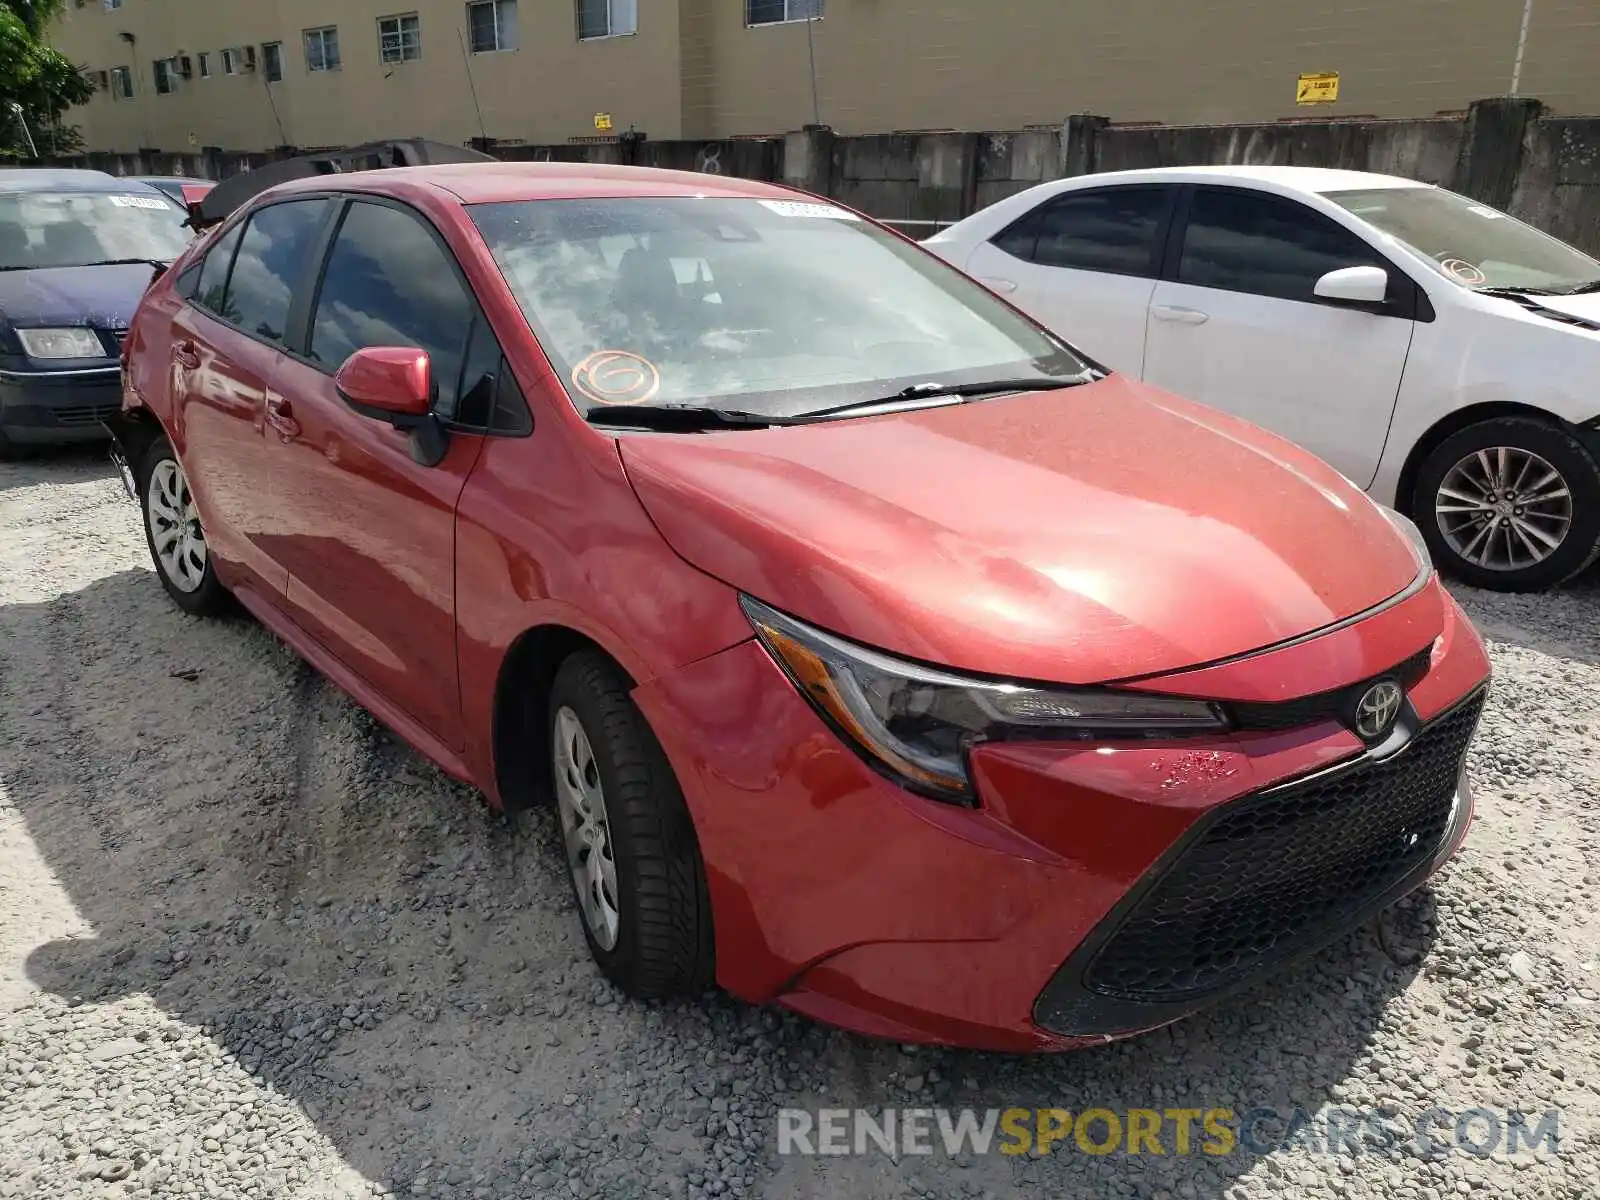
[1314, 265, 1390, 305]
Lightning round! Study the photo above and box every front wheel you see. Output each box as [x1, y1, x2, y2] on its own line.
[1413, 417, 1600, 592]
[139, 435, 230, 616]
[548, 651, 714, 999]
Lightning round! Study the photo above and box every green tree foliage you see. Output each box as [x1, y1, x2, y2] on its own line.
[1, 0, 93, 158]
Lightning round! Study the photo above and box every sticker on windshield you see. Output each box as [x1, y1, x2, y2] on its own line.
[757, 200, 860, 221]
[572, 350, 661, 406]
[109, 195, 171, 210]
[1440, 258, 1488, 285]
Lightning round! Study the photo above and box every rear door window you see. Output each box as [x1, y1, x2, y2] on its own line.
[308, 200, 476, 417]
[991, 188, 1171, 277]
[221, 199, 335, 343]
[193, 223, 244, 315]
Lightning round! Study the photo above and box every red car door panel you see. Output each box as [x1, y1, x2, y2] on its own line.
[260, 197, 485, 749]
[170, 302, 286, 597]
[263, 355, 482, 748]
[167, 198, 337, 599]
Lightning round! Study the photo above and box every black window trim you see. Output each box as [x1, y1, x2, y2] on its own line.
[988, 183, 1180, 281]
[185, 195, 339, 349]
[182, 190, 530, 438]
[1162, 183, 1433, 322]
[298, 192, 531, 437]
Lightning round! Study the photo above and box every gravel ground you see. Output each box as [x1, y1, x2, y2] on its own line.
[2, 448, 1598, 1200]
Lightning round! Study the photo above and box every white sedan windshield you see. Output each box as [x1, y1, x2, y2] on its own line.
[1325, 186, 1600, 294]
[470, 196, 1086, 416]
[0, 191, 191, 270]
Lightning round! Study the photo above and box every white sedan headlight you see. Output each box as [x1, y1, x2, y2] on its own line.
[16, 327, 106, 360]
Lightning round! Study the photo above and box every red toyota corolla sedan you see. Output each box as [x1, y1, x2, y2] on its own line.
[109, 163, 1490, 1052]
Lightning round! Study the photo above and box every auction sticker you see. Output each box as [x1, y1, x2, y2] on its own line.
[758, 200, 859, 221]
[110, 195, 172, 210]
[1440, 258, 1488, 285]
[572, 350, 661, 406]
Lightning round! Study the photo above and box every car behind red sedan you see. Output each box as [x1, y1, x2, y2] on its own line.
[109, 163, 1490, 1052]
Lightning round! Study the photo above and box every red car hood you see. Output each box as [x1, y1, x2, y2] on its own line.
[617, 375, 1422, 685]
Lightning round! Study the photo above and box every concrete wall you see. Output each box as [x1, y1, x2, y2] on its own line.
[47, 100, 1600, 258]
[48, 0, 1600, 153]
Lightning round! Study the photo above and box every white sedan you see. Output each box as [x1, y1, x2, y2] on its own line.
[925, 166, 1600, 592]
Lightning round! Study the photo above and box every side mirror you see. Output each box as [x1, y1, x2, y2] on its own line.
[335, 346, 433, 421]
[335, 347, 449, 467]
[1314, 265, 1389, 306]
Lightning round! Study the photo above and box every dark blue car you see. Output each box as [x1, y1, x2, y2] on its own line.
[0, 169, 191, 454]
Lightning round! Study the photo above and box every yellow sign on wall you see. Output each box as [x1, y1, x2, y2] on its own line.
[594, 112, 614, 132]
[1296, 72, 1340, 105]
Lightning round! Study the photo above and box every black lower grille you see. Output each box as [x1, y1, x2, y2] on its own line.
[1080, 692, 1483, 1005]
[53, 403, 120, 427]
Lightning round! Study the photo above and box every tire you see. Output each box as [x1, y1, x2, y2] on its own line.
[138, 434, 230, 616]
[548, 650, 714, 999]
[0, 426, 15, 461]
[1412, 417, 1600, 593]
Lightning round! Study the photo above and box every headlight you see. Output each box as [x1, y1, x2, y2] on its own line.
[16, 327, 106, 360]
[1377, 504, 1433, 574]
[741, 596, 1227, 804]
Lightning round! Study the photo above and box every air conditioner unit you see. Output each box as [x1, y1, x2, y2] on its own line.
[243, 45, 258, 70]
[95, 70, 109, 90]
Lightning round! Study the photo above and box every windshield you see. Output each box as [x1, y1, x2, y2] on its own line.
[0, 190, 191, 270]
[469, 196, 1086, 418]
[1323, 185, 1600, 293]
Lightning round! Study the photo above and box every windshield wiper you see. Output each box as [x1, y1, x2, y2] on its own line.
[0, 257, 170, 275]
[583, 404, 786, 431]
[794, 376, 1091, 423]
[1475, 285, 1561, 298]
[584, 375, 1096, 433]
[1556, 279, 1600, 295]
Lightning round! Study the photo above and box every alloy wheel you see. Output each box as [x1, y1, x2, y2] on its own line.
[553, 705, 621, 950]
[1434, 446, 1573, 573]
[146, 458, 208, 593]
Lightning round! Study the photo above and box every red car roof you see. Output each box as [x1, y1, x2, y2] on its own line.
[269, 162, 801, 206]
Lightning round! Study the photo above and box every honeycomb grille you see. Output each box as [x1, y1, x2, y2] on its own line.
[1082, 692, 1483, 1004]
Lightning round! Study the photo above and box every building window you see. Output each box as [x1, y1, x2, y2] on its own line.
[197, 52, 211, 78]
[263, 42, 283, 82]
[102, 0, 121, 10]
[746, 0, 821, 25]
[109, 65, 132, 98]
[577, 0, 636, 40]
[304, 26, 341, 71]
[153, 58, 175, 95]
[379, 13, 422, 63]
[467, 0, 517, 52]
[221, 47, 238, 74]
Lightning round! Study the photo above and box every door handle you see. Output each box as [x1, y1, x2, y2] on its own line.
[265, 395, 301, 441]
[1150, 304, 1210, 325]
[173, 339, 200, 369]
[979, 277, 1018, 294]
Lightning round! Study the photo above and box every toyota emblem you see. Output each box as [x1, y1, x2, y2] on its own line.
[1354, 680, 1404, 740]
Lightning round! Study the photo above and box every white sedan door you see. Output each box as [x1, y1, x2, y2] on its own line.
[959, 185, 1176, 376]
[1142, 186, 1416, 489]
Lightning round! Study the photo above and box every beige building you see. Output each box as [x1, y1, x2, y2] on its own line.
[49, 0, 1600, 154]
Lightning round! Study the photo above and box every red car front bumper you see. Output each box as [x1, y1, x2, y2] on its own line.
[631, 576, 1489, 1053]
